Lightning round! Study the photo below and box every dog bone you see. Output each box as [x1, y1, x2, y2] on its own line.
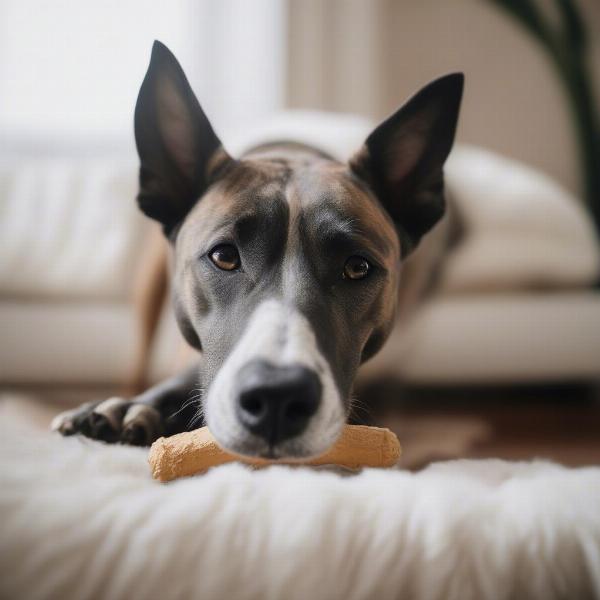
[149, 425, 401, 482]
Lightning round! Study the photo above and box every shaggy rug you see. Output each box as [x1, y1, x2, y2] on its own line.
[1, 415, 599, 600]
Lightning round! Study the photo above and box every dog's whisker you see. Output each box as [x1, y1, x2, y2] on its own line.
[168, 389, 205, 421]
[168, 401, 199, 421]
[183, 388, 206, 429]
[186, 407, 205, 430]
[347, 396, 372, 422]
[186, 388, 203, 401]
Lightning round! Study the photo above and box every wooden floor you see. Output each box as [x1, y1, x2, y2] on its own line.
[3, 381, 600, 471]
[357, 380, 600, 470]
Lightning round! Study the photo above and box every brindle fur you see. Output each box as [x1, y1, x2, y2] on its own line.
[53, 41, 463, 449]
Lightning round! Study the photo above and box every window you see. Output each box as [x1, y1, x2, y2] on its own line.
[0, 0, 286, 142]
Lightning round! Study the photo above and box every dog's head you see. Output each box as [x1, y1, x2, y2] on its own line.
[134, 41, 463, 459]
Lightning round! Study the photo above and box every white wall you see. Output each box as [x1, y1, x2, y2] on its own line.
[286, 0, 600, 198]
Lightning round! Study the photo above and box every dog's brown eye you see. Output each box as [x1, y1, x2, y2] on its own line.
[209, 244, 240, 271]
[343, 256, 370, 280]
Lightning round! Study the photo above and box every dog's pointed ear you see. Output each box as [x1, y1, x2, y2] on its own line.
[134, 41, 233, 234]
[350, 73, 463, 255]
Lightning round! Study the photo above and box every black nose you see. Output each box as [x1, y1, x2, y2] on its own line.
[235, 361, 321, 445]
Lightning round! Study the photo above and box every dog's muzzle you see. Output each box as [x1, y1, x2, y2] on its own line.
[235, 360, 321, 448]
[204, 299, 344, 458]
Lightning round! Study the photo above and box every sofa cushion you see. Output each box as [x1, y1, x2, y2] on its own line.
[360, 292, 600, 385]
[0, 300, 137, 384]
[443, 146, 600, 291]
[0, 155, 146, 300]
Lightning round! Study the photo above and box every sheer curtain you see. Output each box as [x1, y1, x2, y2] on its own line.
[0, 0, 287, 146]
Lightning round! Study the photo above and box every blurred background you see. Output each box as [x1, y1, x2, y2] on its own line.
[1, 0, 599, 468]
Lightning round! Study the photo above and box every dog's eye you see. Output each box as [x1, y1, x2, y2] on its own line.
[209, 244, 240, 271]
[343, 256, 371, 280]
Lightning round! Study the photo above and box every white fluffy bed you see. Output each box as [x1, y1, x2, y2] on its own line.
[1, 416, 600, 600]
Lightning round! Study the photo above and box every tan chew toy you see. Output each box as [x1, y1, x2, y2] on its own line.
[149, 425, 401, 482]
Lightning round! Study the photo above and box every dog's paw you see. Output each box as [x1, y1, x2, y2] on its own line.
[51, 397, 163, 446]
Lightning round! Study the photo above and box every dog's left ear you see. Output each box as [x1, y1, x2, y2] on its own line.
[134, 41, 233, 235]
[350, 73, 464, 254]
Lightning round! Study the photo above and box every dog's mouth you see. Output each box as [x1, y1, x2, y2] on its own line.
[213, 424, 345, 462]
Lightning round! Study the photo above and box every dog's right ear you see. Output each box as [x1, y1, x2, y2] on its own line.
[134, 41, 233, 234]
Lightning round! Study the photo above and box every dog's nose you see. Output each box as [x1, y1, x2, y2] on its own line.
[235, 361, 321, 445]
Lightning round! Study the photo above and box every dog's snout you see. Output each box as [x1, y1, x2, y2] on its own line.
[236, 361, 321, 446]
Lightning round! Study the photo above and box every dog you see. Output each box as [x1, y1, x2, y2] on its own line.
[53, 41, 463, 460]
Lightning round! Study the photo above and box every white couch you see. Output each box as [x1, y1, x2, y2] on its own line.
[1, 113, 599, 387]
[0, 143, 149, 385]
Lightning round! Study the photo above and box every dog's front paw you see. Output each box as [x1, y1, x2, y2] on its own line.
[51, 397, 163, 446]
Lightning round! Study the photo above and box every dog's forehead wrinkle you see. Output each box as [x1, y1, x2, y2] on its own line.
[284, 165, 399, 257]
[291, 166, 350, 205]
[179, 169, 293, 250]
